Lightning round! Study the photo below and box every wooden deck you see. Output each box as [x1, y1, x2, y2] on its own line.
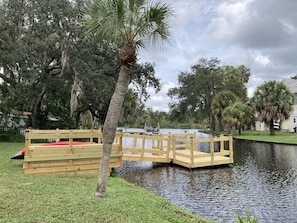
[121, 132, 233, 168]
[169, 150, 232, 168]
[22, 129, 233, 176]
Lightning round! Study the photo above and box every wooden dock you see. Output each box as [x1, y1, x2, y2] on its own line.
[121, 132, 233, 168]
[22, 129, 233, 176]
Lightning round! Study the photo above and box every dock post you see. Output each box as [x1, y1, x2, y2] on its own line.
[90, 129, 94, 143]
[172, 135, 176, 162]
[23, 130, 31, 171]
[68, 130, 74, 165]
[219, 134, 224, 154]
[55, 128, 60, 142]
[141, 134, 145, 159]
[210, 137, 214, 165]
[119, 131, 123, 158]
[229, 135, 233, 163]
[190, 137, 194, 168]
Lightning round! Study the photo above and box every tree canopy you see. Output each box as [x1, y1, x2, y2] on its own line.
[211, 91, 238, 131]
[222, 101, 254, 135]
[0, 0, 161, 130]
[168, 58, 251, 128]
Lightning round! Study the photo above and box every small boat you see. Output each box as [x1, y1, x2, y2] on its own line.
[11, 150, 24, 160]
[11, 141, 88, 160]
[144, 121, 160, 134]
[153, 122, 160, 134]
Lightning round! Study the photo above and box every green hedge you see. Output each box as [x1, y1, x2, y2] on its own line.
[0, 128, 25, 142]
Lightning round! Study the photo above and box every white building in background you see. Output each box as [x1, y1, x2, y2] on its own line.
[255, 78, 297, 133]
[0, 110, 31, 129]
[280, 78, 297, 133]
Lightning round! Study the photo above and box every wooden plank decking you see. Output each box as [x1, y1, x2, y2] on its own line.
[170, 150, 232, 168]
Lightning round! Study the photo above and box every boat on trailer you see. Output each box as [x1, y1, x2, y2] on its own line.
[144, 121, 160, 134]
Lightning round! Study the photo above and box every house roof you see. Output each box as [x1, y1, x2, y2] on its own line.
[282, 78, 297, 93]
[8, 110, 31, 117]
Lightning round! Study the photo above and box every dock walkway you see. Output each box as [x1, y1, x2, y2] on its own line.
[121, 132, 233, 168]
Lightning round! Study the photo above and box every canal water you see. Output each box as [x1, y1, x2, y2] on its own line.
[117, 129, 297, 223]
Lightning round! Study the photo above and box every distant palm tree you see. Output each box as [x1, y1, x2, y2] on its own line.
[251, 81, 293, 135]
[211, 91, 238, 131]
[83, 0, 172, 198]
[222, 101, 254, 135]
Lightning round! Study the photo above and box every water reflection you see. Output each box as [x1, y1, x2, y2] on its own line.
[117, 130, 297, 223]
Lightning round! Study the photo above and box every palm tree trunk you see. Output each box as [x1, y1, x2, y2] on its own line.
[211, 115, 215, 131]
[95, 64, 130, 198]
[218, 115, 223, 131]
[269, 119, 275, 135]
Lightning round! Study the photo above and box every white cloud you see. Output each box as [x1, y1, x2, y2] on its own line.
[255, 55, 270, 66]
[279, 18, 297, 35]
[209, 0, 252, 39]
[145, 82, 177, 112]
[247, 75, 264, 98]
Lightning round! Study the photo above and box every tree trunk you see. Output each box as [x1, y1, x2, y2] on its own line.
[70, 70, 80, 117]
[211, 115, 215, 131]
[238, 123, 242, 135]
[95, 64, 130, 198]
[269, 119, 275, 135]
[218, 115, 223, 131]
[31, 86, 46, 129]
[227, 126, 231, 135]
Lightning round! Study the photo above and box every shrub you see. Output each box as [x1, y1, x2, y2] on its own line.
[234, 211, 258, 223]
[0, 127, 25, 142]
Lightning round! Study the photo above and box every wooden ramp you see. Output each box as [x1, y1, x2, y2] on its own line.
[122, 133, 171, 163]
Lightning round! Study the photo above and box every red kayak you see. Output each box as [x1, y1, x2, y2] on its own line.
[11, 141, 88, 160]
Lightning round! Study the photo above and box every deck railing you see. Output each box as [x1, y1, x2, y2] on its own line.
[23, 129, 122, 176]
[171, 134, 233, 168]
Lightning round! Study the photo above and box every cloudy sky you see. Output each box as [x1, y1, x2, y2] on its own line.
[138, 0, 297, 112]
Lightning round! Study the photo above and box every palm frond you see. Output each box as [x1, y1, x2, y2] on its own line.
[82, 0, 173, 51]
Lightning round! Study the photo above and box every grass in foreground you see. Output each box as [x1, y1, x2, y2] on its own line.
[203, 130, 297, 145]
[0, 143, 212, 223]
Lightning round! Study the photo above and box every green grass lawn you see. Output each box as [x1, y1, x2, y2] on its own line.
[233, 130, 297, 144]
[0, 142, 212, 223]
[203, 130, 297, 144]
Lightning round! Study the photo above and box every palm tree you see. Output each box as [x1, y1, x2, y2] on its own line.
[251, 81, 293, 135]
[82, 0, 172, 198]
[211, 91, 238, 131]
[222, 101, 254, 135]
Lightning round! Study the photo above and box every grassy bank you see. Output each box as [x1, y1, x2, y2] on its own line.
[203, 130, 297, 145]
[0, 143, 212, 223]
